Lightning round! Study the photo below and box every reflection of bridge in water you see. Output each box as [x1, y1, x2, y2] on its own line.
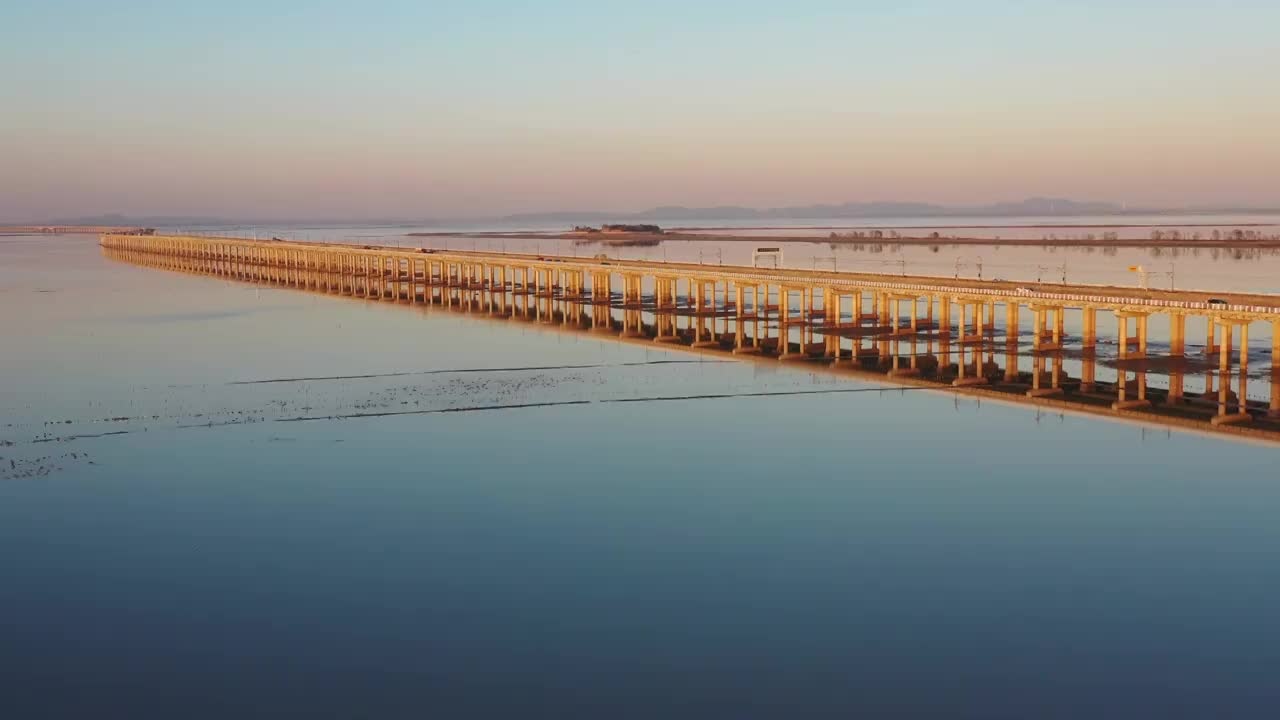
[102, 234, 1280, 442]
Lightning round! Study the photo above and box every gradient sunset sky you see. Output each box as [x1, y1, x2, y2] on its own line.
[3, 0, 1278, 221]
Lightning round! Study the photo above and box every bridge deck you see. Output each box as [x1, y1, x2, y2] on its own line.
[103, 234, 1280, 318]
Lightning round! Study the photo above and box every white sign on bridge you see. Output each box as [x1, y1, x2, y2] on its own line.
[752, 246, 783, 269]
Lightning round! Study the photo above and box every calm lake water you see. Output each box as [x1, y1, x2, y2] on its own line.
[3, 232, 1280, 718]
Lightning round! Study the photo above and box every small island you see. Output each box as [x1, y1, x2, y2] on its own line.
[572, 223, 664, 235]
[568, 224, 664, 247]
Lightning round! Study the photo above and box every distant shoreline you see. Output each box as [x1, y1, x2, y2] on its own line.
[667, 222, 1279, 232]
[0, 225, 150, 236]
[409, 227, 1280, 249]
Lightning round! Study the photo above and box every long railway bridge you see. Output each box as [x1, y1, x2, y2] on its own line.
[102, 233, 1280, 441]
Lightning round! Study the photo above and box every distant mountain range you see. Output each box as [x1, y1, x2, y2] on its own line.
[502, 198, 1156, 223]
[24, 198, 1280, 227]
[48, 213, 429, 228]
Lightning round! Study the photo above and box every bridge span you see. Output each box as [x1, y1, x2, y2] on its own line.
[102, 233, 1280, 441]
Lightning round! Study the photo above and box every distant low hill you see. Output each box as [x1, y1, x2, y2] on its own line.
[503, 198, 1133, 224]
[45, 214, 439, 228]
[55, 213, 232, 227]
[21, 197, 1279, 229]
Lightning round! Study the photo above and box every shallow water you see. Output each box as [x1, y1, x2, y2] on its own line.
[3, 234, 1280, 717]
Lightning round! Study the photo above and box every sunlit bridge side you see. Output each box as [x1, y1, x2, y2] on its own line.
[102, 233, 1280, 443]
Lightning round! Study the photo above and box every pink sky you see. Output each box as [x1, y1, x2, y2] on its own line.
[4, 2, 1278, 221]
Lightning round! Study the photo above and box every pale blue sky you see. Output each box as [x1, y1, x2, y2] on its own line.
[3, 1, 1278, 220]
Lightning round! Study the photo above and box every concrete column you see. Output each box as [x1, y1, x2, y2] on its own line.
[1220, 323, 1233, 374]
[1271, 367, 1280, 418]
[735, 289, 746, 350]
[1241, 322, 1249, 372]
[1170, 313, 1186, 357]
[1032, 308, 1044, 351]
[1273, 320, 1280, 364]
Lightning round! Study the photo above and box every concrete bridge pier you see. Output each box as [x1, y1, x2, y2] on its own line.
[1215, 319, 1235, 373]
[1169, 313, 1186, 357]
[1205, 317, 1221, 356]
[956, 300, 984, 344]
[1273, 319, 1280, 365]
[658, 277, 676, 309]
[1005, 301, 1020, 345]
[888, 294, 928, 336]
[1212, 319, 1252, 425]
[1115, 312, 1150, 360]
[734, 289, 761, 355]
[1271, 367, 1280, 418]
[1031, 305, 1065, 352]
